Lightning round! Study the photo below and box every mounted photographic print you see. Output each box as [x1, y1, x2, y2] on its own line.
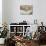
[20, 5, 33, 15]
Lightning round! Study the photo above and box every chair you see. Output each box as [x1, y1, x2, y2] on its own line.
[5, 38, 15, 46]
[38, 26, 46, 45]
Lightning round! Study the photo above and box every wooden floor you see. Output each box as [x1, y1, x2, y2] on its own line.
[31, 40, 46, 46]
[0, 44, 46, 46]
[0, 44, 4, 46]
[40, 45, 46, 46]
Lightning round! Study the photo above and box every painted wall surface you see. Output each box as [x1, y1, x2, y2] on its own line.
[2, 0, 9, 24]
[8, 0, 33, 25]
[2, 0, 46, 26]
[0, 0, 2, 27]
[33, 0, 46, 26]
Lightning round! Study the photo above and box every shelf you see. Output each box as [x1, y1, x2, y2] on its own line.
[10, 32, 15, 33]
[9, 25, 31, 36]
[10, 32, 23, 33]
[16, 32, 23, 33]
[9, 25, 31, 26]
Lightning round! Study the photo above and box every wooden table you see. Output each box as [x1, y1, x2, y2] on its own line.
[12, 36, 39, 46]
[12, 39, 32, 46]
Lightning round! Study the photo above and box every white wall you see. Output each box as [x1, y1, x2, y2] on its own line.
[0, 0, 2, 27]
[7, 0, 33, 24]
[33, 0, 46, 26]
[2, 0, 8, 24]
[3, 0, 46, 26]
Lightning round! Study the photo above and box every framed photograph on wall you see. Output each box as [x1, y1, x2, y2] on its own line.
[20, 5, 33, 15]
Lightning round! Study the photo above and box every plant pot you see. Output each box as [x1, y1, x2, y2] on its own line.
[0, 38, 5, 44]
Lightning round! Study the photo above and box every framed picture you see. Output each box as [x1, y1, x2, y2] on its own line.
[20, 5, 33, 15]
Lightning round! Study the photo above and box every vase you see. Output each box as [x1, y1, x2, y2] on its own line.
[0, 38, 5, 44]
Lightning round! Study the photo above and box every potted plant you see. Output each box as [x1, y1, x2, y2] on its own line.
[0, 23, 9, 44]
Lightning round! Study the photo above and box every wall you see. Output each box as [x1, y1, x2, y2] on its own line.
[33, 0, 46, 26]
[2, 0, 8, 25]
[7, 0, 33, 25]
[0, 0, 2, 27]
[2, 0, 46, 26]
